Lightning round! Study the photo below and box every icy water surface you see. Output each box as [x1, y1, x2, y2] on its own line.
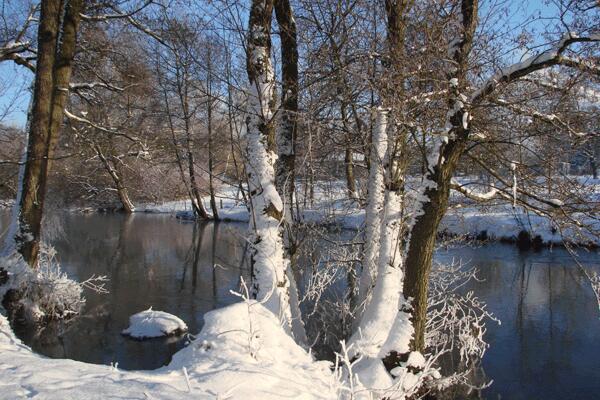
[1, 212, 600, 399]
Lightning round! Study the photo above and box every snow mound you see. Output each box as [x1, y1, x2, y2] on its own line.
[122, 308, 187, 339]
[0, 302, 339, 399]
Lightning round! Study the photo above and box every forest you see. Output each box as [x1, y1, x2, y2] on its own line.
[0, 0, 599, 399]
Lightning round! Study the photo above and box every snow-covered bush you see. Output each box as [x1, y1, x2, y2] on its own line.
[294, 223, 498, 398]
[0, 246, 107, 321]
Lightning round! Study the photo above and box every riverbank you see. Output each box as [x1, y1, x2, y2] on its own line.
[3, 176, 598, 248]
[0, 302, 339, 399]
[134, 181, 600, 248]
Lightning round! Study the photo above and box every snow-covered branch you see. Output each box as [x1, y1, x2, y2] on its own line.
[64, 110, 143, 144]
[80, 0, 155, 21]
[0, 42, 35, 71]
[492, 98, 592, 137]
[69, 81, 128, 92]
[450, 179, 499, 202]
[471, 33, 600, 104]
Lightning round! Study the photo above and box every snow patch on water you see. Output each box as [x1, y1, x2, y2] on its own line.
[122, 308, 188, 339]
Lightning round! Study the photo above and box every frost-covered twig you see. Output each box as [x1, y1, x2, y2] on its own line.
[425, 260, 499, 392]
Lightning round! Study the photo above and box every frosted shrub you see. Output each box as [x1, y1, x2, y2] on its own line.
[298, 226, 361, 355]
[425, 260, 499, 393]
[1, 246, 107, 321]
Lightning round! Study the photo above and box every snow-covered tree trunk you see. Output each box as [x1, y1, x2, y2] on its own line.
[349, 3, 423, 383]
[245, 0, 292, 331]
[350, 124, 404, 357]
[356, 108, 388, 316]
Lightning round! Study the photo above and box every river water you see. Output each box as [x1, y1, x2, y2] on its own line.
[1, 212, 599, 399]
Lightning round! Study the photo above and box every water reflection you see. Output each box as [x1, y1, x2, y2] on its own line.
[437, 245, 600, 400]
[3, 213, 250, 370]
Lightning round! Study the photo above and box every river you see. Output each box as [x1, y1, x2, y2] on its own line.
[1, 212, 599, 399]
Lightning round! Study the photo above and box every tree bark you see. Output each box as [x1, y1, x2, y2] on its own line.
[245, 0, 292, 330]
[401, 0, 478, 353]
[274, 0, 306, 344]
[207, 92, 219, 220]
[94, 144, 135, 213]
[16, 0, 83, 267]
[274, 0, 299, 221]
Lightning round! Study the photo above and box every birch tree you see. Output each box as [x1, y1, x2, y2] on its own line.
[245, 0, 292, 329]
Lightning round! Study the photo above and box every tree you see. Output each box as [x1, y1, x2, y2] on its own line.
[12, 0, 83, 267]
[274, 0, 299, 221]
[402, 0, 600, 352]
[245, 0, 294, 330]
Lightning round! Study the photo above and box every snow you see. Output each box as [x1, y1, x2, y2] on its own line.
[136, 176, 600, 247]
[122, 308, 188, 339]
[244, 34, 294, 333]
[0, 248, 86, 321]
[378, 300, 413, 358]
[357, 108, 388, 314]
[406, 351, 426, 369]
[0, 302, 339, 399]
[350, 188, 404, 357]
[547, 198, 564, 207]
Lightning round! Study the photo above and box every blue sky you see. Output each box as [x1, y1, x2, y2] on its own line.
[0, 0, 577, 130]
[0, 62, 31, 128]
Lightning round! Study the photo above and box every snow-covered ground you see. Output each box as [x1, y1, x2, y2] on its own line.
[0, 302, 340, 399]
[122, 308, 188, 339]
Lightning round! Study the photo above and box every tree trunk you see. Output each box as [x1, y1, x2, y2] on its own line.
[274, 0, 306, 343]
[245, 0, 292, 330]
[224, 49, 248, 206]
[274, 0, 298, 222]
[94, 144, 135, 213]
[179, 59, 209, 220]
[340, 105, 358, 200]
[187, 147, 209, 219]
[344, 143, 357, 200]
[402, 0, 479, 353]
[356, 108, 388, 316]
[402, 158, 456, 351]
[207, 96, 219, 220]
[15, 0, 82, 267]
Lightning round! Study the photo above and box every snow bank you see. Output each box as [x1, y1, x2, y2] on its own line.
[122, 308, 188, 339]
[441, 205, 600, 246]
[0, 301, 339, 399]
[137, 178, 600, 246]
